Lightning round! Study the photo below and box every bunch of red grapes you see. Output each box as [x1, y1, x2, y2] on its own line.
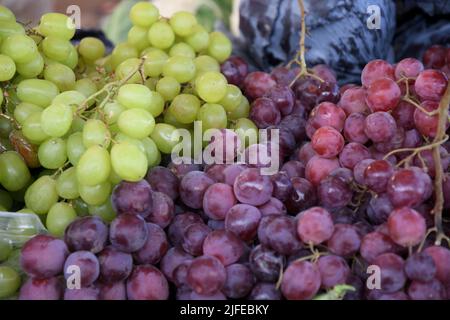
[18, 47, 450, 300]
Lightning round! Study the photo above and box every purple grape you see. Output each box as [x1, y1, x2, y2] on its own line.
[225, 204, 262, 242]
[203, 230, 244, 266]
[407, 279, 446, 300]
[146, 166, 179, 200]
[373, 253, 407, 293]
[327, 224, 361, 257]
[203, 183, 237, 220]
[280, 114, 307, 141]
[270, 171, 293, 202]
[179, 171, 214, 209]
[258, 197, 286, 217]
[64, 216, 108, 254]
[64, 286, 100, 300]
[281, 160, 305, 179]
[173, 260, 192, 287]
[249, 282, 282, 300]
[250, 98, 281, 128]
[98, 281, 127, 300]
[19, 277, 62, 300]
[146, 191, 174, 228]
[285, 177, 317, 214]
[160, 247, 193, 282]
[186, 255, 226, 295]
[168, 158, 201, 179]
[249, 245, 284, 282]
[367, 193, 393, 225]
[317, 176, 353, 209]
[109, 214, 148, 253]
[190, 290, 227, 300]
[168, 212, 203, 247]
[64, 251, 100, 287]
[111, 180, 153, 218]
[133, 223, 169, 265]
[264, 86, 295, 116]
[404, 252, 437, 282]
[222, 164, 247, 186]
[221, 56, 248, 87]
[281, 260, 321, 300]
[98, 246, 133, 283]
[182, 222, 211, 256]
[266, 215, 302, 255]
[234, 168, 273, 206]
[20, 234, 68, 278]
[317, 255, 350, 289]
[126, 265, 169, 300]
[223, 264, 255, 299]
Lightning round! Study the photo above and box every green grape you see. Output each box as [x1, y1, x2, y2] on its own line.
[116, 58, 142, 84]
[75, 78, 97, 106]
[169, 11, 197, 37]
[156, 76, 180, 101]
[73, 198, 89, 217]
[79, 181, 111, 206]
[219, 84, 242, 113]
[15, 52, 44, 78]
[9, 176, 33, 203]
[118, 108, 155, 139]
[41, 36, 72, 62]
[232, 118, 258, 148]
[195, 71, 227, 103]
[148, 21, 175, 50]
[111, 142, 148, 182]
[163, 108, 193, 130]
[0, 21, 24, 39]
[128, 26, 150, 52]
[13, 102, 43, 126]
[76, 145, 111, 186]
[169, 42, 196, 59]
[78, 37, 105, 62]
[41, 103, 73, 138]
[0, 189, 12, 211]
[24, 175, 58, 215]
[228, 96, 250, 120]
[56, 167, 79, 200]
[0, 117, 12, 139]
[110, 43, 138, 70]
[144, 78, 157, 91]
[115, 132, 146, 154]
[197, 103, 227, 131]
[38, 138, 67, 169]
[0, 151, 31, 192]
[1, 34, 38, 64]
[0, 266, 20, 299]
[103, 101, 125, 125]
[117, 84, 153, 110]
[22, 112, 49, 144]
[150, 123, 180, 154]
[63, 44, 79, 70]
[170, 94, 200, 124]
[52, 91, 86, 110]
[130, 1, 159, 28]
[17, 79, 60, 108]
[109, 168, 122, 185]
[38, 13, 76, 40]
[0, 6, 15, 22]
[88, 200, 116, 223]
[142, 48, 168, 78]
[82, 119, 111, 148]
[186, 25, 210, 52]
[194, 55, 220, 76]
[46, 202, 77, 237]
[0, 88, 3, 107]
[141, 137, 160, 167]
[162, 55, 196, 83]
[0, 239, 12, 262]
[69, 116, 85, 134]
[145, 91, 164, 117]
[0, 54, 15, 81]
[43, 62, 76, 91]
[207, 32, 232, 63]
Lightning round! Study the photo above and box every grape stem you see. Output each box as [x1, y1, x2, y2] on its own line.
[432, 81, 450, 246]
[288, 0, 324, 87]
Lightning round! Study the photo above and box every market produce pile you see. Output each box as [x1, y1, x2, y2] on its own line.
[0, 2, 449, 300]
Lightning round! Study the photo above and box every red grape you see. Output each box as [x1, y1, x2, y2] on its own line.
[250, 97, 281, 128]
[233, 168, 273, 206]
[317, 176, 352, 209]
[361, 59, 395, 88]
[297, 207, 334, 245]
[264, 86, 295, 116]
[364, 111, 397, 142]
[99, 281, 127, 300]
[146, 191, 174, 228]
[344, 112, 369, 144]
[363, 160, 394, 193]
[317, 255, 350, 289]
[408, 279, 446, 300]
[160, 247, 193, 282]
[311, 126, 345, 158]
[366, 78, 401, 112]
[404, 252, 437, 282]
[327, 224, 361, 257]
[285, 177, 317, 214]
[221, 56, 248, 87]
[414, 69, 448, 101]
[423, 45, 447, 69]
[225, 204, 261, 242]
[249, 245, 285, 282]
[387, 168, 432, 208]
[395, 58, 424, 80]
[305, 156, 340, 186]
[244, 72, 277, 101]
[360, 231, 399, 263]
[424, 246, 450, 286]
[339, 142, 371, 169]
[372, 253, 406, 293]
[414, 100, 449, 138]
[387, 207, 426, 247]
[249, 283, 282, 300]
[281, 260, 321, 300]
[338, 86, 369, 115]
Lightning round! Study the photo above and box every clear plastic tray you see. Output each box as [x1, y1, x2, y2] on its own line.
[0, 211, 47, 247]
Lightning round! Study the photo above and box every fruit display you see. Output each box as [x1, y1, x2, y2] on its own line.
[0, 1, 449, 301]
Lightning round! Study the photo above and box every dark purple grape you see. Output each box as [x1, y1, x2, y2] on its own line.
[221, 56, 248, 87]
[168, 158, 202, 179]
[285, 177, 317, 215]
[387, 168, 432, 208]
[205, 164, 227, 182]
[360, 232, 400, 263]
[373, 253, 407, 293]
[98, 281, 127, 300]
[280, 114, 307, 141]
[160, 247, 193, 282]
[339, 142, 371, 170]
[367, 193, 393, 225]
[353, 158, 375, 185]
[266, 216, 301, 255]
[364, 160, 394, 193]
[234, 168, 273, 206]
[64, 216, 108, 254]
[186, 255, 226, 295]
[329, 167, 354, 184]
[244, 72, 277, 101]
[207, 219, 225, 231]
[126, 265, 169, 300]
[64, 251, 100, 287]
[258, 197, 286, 217]
[407, 279, 446, 300]
[270, 171, 293, 202]
[344, 275, 364, 300]
[225, 204, 261, 242]
[203, 230, 244, 266]
[146, 191, 174, 228]
[317, 176, 352, 209]
[249, 282, 282, 300]
[249, 245, 284, 282]
[281, 260, 321, 300]
[182, 222, 211, 256]
[317, 255, 350, 289]
[64, 286, 99, 300]
[179, 171, 214, 209]
[109, 214, 148, 253]
[223, 264, 255, 299]
[264, 86, 295, 116]
[168, 212, 203, 247]
[173, 260, 191, 287]
[281, 160, 305, 179]
[98, 246, 133, 283]
[404, 252, 437, 282]
[250, 98, 281, 128]
[19, 277, 62, 300]
[271, 66, 297, 87]
[146, 166, 179, 200]
[203, 183, 237, 220]
[367, 289, 409, 300]
[111, 180, 153, 218]
[20, 234, 68, 278]
[189, 291, 227, 300]
[134, 223, 169, 265]
[327, 224, 361, 257]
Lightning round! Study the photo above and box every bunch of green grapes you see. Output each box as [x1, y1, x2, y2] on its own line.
[0, 2, 256, 243]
